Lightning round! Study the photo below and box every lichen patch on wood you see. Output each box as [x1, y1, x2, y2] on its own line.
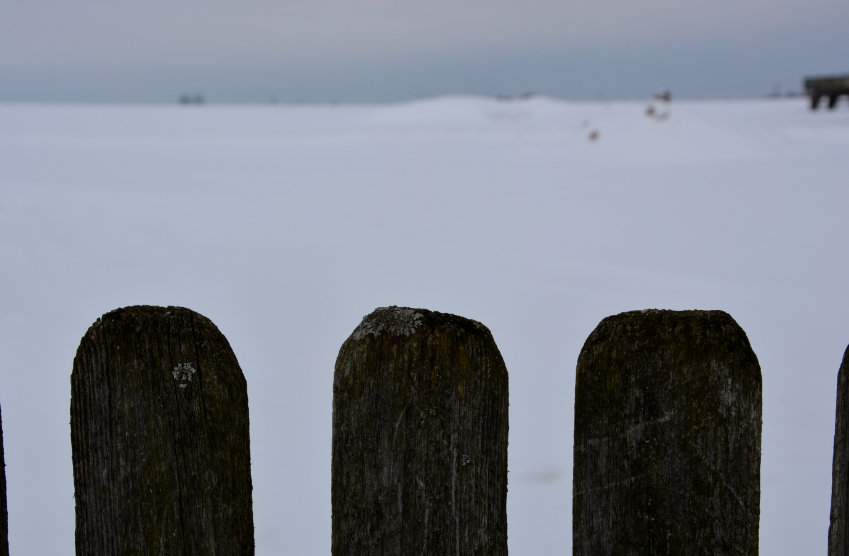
[350, 306, 425, 340]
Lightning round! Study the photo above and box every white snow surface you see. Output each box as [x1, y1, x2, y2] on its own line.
[1, 96, 848, 554]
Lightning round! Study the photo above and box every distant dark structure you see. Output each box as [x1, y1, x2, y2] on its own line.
[573, 309, 762, 555]
[653, 89, 672, 103]
[178, 93, 205, 105]
[71, 306, 254, 555]
[495, 91, 537, 101]
[828, 345, 849, 555]
[332, 306, 508, 556]
[0, 406, 7, 556]
[805, 75, 849, 110]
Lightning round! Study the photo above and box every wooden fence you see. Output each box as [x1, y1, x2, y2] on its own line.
[1, 304, 845, 553]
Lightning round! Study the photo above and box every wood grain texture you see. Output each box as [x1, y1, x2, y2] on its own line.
[573, 310, 761, 556]
[332, 307, 508, 556]
[71, 306, 254, 556]
[829, 345, 849, 555]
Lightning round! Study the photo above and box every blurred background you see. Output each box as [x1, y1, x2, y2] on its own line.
[2, 0, 848, 103]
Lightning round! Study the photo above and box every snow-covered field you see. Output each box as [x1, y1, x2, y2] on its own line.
[1, 96, 847, 554]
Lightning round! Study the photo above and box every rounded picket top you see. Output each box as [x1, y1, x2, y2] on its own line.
[332, 306, 508, 556]
[829, 345, 849, 555]
[71, 305, 254, 556]
[573, 309, 762, 556]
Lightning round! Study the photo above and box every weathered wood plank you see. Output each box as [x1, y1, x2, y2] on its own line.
[573, 309, 761, 555]
[0, 406, 8, 556]
[71, 306, 254, 555]
[829, 345, 849, 555]
[332, 306, 508, 556]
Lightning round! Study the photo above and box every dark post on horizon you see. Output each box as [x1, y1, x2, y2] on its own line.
[70, 306, 254, 555]
[332, 306, 509, 555]
[573, 309, 762, 555]
[828, 345, 849, 555]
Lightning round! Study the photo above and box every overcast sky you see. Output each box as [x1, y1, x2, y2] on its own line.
[2, 0, 849, 102]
